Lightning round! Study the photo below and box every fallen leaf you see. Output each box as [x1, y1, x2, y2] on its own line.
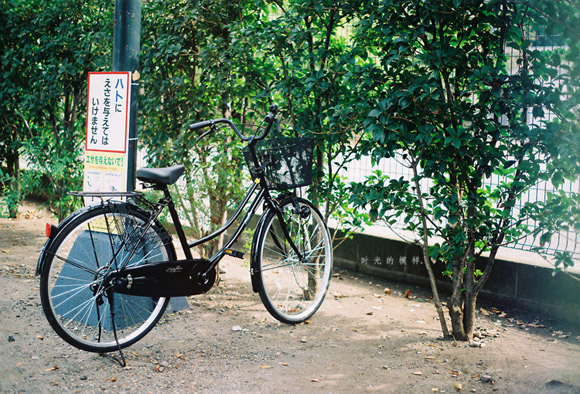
[367, 312, 374, 316]
[46, 366, 59, 372]
[259, 365, 274, 369]
[1, 249, 9, 253]
[311, 379, 322, 383]
[36, 335, 44, 340]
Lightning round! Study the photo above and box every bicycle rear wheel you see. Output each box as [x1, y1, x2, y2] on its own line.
[254, 197, 332, 324]
[39, 203, 174, 353]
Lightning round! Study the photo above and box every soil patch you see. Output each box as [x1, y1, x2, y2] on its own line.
[1, 202, 579, 393]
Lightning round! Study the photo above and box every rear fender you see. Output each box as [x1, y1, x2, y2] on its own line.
[35, 206, 92, 276]
[36, 202, 171, 276]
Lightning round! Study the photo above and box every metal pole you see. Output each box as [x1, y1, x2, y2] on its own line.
[113, 0, 141, 192]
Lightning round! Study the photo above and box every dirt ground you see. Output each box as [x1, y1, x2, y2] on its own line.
[1, 202, 580, 394]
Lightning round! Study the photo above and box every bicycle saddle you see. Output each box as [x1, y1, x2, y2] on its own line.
[136, 165, 185, 185]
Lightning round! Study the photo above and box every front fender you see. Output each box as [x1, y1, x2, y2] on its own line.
[249, 194, 298, 293]
[250, 210, 271, 293]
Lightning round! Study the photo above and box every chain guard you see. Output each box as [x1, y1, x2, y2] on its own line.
[112, 259, 216, 297]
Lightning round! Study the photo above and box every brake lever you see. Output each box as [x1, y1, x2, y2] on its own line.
[196, 124, 217, 143]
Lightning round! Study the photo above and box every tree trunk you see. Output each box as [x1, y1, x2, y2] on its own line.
[448, 253, 485, 341]
[6, 151, 19, 180]
[423, 254, 450, 338]
[448, 297, 467, 341]
[410, 156, 450, 338]
[463, 293, 478, 341]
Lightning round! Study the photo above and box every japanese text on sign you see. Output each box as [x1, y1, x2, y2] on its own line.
[86, 72, 131, 153]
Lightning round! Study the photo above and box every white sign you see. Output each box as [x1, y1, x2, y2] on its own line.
[84, 72, 131, 197]
[86, 72, 131, 153]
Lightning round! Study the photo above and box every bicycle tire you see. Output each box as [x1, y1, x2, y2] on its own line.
[39, 202, 175, 353]
[254, 196, 332, 324]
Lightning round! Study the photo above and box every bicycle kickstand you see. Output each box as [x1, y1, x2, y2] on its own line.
[104, 288, 127, 367]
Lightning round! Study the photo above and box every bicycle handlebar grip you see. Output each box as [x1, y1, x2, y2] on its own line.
[189, 120, 213, 131]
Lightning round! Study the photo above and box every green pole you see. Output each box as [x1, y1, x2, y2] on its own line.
[113, 0, 141, 192]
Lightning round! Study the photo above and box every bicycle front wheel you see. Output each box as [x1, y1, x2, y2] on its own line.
[254, 197, 332, 324]
[39, 203, 174, 353]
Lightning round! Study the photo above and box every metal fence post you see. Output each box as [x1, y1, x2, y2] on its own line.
[113, 0, 141, 192]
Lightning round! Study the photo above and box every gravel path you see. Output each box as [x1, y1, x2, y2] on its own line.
[1, 206, 580, 393]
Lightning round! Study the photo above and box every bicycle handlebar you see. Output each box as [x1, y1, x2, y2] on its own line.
[190, 104, 278, 143]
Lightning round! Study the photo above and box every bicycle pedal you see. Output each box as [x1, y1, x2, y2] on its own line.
[224, 249, 244, 259]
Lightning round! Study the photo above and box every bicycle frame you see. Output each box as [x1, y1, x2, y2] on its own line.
[175, 180, 266, 271]
[36, 104, 331, 365]
[49, 132, 302, 284]
[154, 139, 306, 282]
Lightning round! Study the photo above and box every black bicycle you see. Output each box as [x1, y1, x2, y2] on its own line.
[36, 104, 332, 356]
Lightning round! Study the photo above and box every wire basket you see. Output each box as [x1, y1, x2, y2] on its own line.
[243, 137, 314, 190]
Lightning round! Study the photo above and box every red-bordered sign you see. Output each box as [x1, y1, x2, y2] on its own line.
[85, 72, 131, 153]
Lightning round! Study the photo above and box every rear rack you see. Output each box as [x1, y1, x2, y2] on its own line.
[69, 191, 142, 198]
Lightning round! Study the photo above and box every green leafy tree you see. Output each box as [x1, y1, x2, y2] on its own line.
[139, 0, 369, 257]
[0, 0, 112, 219]
[0, 1, 23, 183]
[248, 0, 366, 241]
[139, 0, 269, 258]
[349, 0, 580, 340]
